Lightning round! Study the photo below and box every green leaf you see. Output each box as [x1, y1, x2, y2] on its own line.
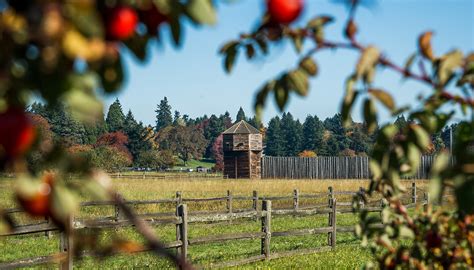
[431, 151, 450, 176]
[306, 16, 334, 29]
[245, 44, 255, 59]
[169, 17, 182, 47]
[224, 45, 239, 73]
[254, 80, 274, 109]
[403, 53, 417, 76]
[381, 124, 398, 140]
[356, 46, 380, 81]
[406, 143, 421, 174]
[98, 55, 124, 93]
[399, 226, 415, 239]
[299, 57, 318, 76]
[219, 40, 239, 54]
[186, 0, 217, 25]
[429, 176, 443, 204]
[63, 75, 103, 125]
[341, 75, 358, 128]
[410, 125, 430, 150]
[274, 79, 289, 111]
[455, 180, 474, 214]
[65, 3, 104, 38]
[438, 50, 464, 85]
[370, 160, 382, 180]
[123, 34, 149, 62]
[255, 38, 268, 55]
[288, 69, 309, 96]
[369, 88, 395, 111]
[291, 35, 304, 53]
[363, 98, 377, 134]
[50, 185, 78, 224]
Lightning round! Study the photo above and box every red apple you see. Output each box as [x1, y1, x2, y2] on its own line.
[267, 0, 304, 24]
[105, 6, 138, 41]
[17, 181, 51, 217]
[0, 107, 36, 160]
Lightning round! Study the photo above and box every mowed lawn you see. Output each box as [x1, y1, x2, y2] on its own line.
[0, 177, 426, 269]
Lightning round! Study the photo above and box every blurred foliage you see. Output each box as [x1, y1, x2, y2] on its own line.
[0, 0, 473, 268]
[220, 0, 474, 268]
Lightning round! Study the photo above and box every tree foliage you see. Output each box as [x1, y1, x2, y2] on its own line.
[106, 99, 125, 132]
[155, 97, 173, 132]
[156, 125, 207, 166]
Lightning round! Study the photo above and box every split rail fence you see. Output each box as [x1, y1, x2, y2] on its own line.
[0, 183, 449, 269]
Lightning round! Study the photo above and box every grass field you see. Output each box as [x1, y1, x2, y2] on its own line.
[0, 177, 426, 269]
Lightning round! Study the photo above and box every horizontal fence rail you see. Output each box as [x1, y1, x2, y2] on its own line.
[261, 155, 450, 179]
[1, 183, 454, 269]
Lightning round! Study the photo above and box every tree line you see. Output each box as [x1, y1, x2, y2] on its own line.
[27, 98, 457, 172]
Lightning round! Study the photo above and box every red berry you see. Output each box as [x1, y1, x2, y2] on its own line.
[106, 6, 138, 40]
[0, 107, 35, 160]
[17, 181, 51, 217]
[140, 5, 167, 34]
[267, 0, 304, 24]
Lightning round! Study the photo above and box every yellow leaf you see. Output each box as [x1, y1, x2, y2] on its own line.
[418, 31, 435, 61]
[356, 46, 380, 81]
[438, 50, 464, 85]
[369, 88, 395, 111]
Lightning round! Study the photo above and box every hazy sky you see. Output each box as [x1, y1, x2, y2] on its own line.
[104, 0, 474, 125]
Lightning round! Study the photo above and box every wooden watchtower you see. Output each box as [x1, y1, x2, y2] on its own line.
[222, 120, 262, 179]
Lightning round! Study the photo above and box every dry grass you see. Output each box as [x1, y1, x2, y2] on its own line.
[112, 178, 427, 198]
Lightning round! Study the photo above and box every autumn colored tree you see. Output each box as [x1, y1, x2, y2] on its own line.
[298, 150, 317, 157]
[211, 134, 224, 171]
[156, 125, 207, 166]
[95, 131, 132, 161]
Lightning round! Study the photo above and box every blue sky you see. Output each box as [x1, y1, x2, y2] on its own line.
[105, 0, 474, 125]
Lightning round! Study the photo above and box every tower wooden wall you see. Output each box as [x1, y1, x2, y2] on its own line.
[222, 122, 262, 179]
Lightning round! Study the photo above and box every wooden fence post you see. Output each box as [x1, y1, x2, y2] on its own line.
[423, 192, 430, 212]
[331, 198, 337, 251]
[176, 204, 188, 260]
[261, 200, 272, 260]
[227, 190, 233, 214]
[59, 215, 73, 270]
[411, 182, 417, 204]
[293, 189, 299, 210]
[327, 186, 334, 246]
[175, 191, 182, 256]
[114, 195, 126, 222]
[176, 191, 182, 206]
[45, 216, 52, 238]
[252, 191, 258, 211]
[358, 187, 365, 208]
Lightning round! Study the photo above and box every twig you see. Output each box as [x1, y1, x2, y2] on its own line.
[109, 191, 194, 270]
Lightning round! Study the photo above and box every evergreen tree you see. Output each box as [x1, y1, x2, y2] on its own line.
[394, 115, 408, 130]
[155, 97, 173, 131]
[280, 113, 303, 156]
[235, 107, 247, 122]
[324, 113, 349, 152]
[220, 111, 233, 128]
[173, 110, 181, 126]
[123, 110, 152, 161]
[302, 115, 324, 152]
[248, 115, 263, 130]
[265, 116, 285, 156]
[83, 113, 107, 145]
[106, 99, 125, 132]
